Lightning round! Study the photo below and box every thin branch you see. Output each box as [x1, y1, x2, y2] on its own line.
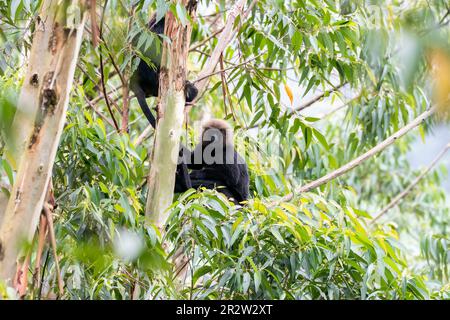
[191, 48, 239, 66]
[270, 107, 436, 206]
[219, 53, 237, 121]
[294, 82, 347, 112]
[88, 84, 123, 105]
[219, 53, 229, 117]
[43, 203, 64, 295]
[189, 27, 224, 52]
[319, 93, 362, 120]
[119, 7, 136, 133]
[370, 142, 450, 224]
[193, 0, 248, 98]
[99, 0, 119, 131]
[102, 37, 126, 86]
[77, 59, 118, 128]
[246, 82, 347, 130]
[83, 94, 116, 128]
[192, 50, 266, 84]
[244, 0, 258, 19]
[134, 125, 153, 146]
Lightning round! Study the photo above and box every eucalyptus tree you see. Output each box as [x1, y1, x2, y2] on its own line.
[0, 0, 449, 299]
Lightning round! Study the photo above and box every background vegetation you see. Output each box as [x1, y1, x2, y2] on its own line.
[0, 0, 449, 299]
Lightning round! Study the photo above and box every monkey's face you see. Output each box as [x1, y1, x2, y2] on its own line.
[185, 81, 198, 102]
[201, 127, 227, 149]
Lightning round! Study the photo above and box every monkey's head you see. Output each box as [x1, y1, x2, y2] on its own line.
[185, 80, 198, 103]
[201, 119, 233, 149]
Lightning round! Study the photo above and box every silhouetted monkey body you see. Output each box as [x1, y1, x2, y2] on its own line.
[130, 16, 198, 128]
[130, 16, 249, 204]
[185, 120, 250, 204]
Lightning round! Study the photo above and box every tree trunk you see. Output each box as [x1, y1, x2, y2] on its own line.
[7, 0, 58, 167]
[145, 1, 197, 227]
[0, 1, 87, 285]
[0, 188, 6, 226]
[0, 0, 56, 230]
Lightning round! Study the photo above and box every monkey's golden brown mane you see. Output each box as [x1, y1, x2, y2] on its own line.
[203, 119, 231, 130]
[202, 119, 233, 144]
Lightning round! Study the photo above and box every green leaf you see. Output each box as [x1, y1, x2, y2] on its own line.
[243, 272, 251, 294]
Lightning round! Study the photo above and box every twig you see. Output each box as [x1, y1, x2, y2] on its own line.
[96, 31, 128, 111]
[319, 93, 362, 120]
[192, 50, 266, 84]
[189, 27, 224, 52]
[193, 0, 248, 97]
[134, 125, 153, 146]
[83, 94, 116, 128]
[370, 142, 450, 224]
[294, 82, 347, 112]
[219, 53, 229, 117]
[246, 82, 347, 130]
[219, 53, 237, 121]
[89, 85, 123, 105]
[43, 203, 64, 295]
[270, 107, 436, 206]
[37, 250, 50, 300]
[99, 0, 120, 131]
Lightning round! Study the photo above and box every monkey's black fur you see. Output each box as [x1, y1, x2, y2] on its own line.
[130, 14, 197, 193]
[180, 121, 250, 204]
[130, 15, 198, 128]
[130, 15, 249, 204]
[189, 151, 250, 204]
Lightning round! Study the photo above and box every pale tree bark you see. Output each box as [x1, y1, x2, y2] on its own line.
[270, 107, 436, 206]
[193, 0, 248, 97]
[145, 1, 198, 227]
[6, 0, 57, 168]
[0, 0, 56, 227]
[135, 0, 252, 144]
[0, 186, 6, 226]
[0, 1, 88, 285]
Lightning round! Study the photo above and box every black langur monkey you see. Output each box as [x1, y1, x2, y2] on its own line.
[130, 15, 198, 128]
[145, 117, 250, 204]
[187, 119, 250, 204]
[129, 14, 197, 192]
[129, 16, 249, 203]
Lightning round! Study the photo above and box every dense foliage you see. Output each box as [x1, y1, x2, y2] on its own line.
[0, 0, 449, 299]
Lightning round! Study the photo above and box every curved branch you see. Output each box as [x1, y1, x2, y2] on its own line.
[99, 0, 119, 131]
[189, 27, 224, 52]
[370, 142, 450, 224]
[294, 82, 347, 112]
[270, 107, 436, 206]
[192, 50, 267, 84]
[246, 82, 347, 130]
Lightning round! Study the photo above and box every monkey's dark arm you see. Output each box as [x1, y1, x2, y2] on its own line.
[175, 162, 192, 192]
[192, 158, 249, 202]
[131, 81, 156, 128]
[184, 143, 204, 170]
[191, 165, 240, 191]
[190, 176, 239, 204]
